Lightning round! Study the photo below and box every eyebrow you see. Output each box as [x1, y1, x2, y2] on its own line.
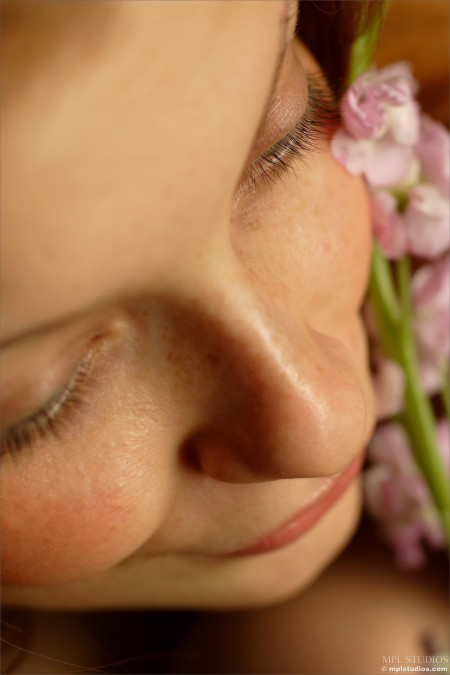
[1, 2, 296, 350]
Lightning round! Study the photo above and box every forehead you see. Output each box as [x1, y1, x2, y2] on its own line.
[1, 1, 280, 339]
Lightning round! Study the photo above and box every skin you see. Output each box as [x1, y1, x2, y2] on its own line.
[1, 0, 376, 610]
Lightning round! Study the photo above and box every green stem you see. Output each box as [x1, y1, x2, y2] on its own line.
[348, 1, 391, 84]
[368, 243, 401, 358]
[370, 244, 401, 325]
[368, 249, 450, 539]
[396, 258, 450, 538]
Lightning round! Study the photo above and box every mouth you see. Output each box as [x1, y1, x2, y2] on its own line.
[230, 450, 365, 556]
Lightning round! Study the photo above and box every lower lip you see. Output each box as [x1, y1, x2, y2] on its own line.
[232, 451, 365, 556]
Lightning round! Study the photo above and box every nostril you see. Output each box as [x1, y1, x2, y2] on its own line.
[179, 435, 204, 474]
[181, 430, 284, 484]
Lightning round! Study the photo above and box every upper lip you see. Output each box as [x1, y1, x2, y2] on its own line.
[229, 450, 365, 556]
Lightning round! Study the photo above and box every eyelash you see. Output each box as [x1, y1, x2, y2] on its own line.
[243, 75, 340, 190]
[1, 357, 92, 459]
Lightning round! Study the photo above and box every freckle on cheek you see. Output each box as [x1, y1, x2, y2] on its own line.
[316, 241, 331, 255]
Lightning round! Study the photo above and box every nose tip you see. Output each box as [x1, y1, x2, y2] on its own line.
[182, 281, 370, 484]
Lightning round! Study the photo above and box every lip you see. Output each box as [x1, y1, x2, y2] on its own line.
[231, 451, 365, 556]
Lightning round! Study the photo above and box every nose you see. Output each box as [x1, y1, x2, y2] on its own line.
[176, 257, 370, 484]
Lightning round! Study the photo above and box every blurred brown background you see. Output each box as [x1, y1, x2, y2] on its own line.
[375, 0, 449, 127]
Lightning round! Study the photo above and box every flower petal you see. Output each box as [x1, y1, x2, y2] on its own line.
[387, 100, 421, 146]
[367, 423, 414, 470]
[342, 79, 387, 139]
[412, 256, 450, 363]
[365, 138, 413, 187]
[330, 129, 372, 175]
[386, 521, 427, 569]
[405, 184, 450, 258]
[373, 357, 406, 418]
[415, 115, 450, 196]
[370, 189, 408, 260]
[373, 61, 418, 103]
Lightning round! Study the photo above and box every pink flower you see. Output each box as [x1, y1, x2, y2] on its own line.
[412, 256, 450, 359]
[341, 62, 420, 143]
[331, 61, 450, 218]
[370, 189, 407, 259]
[341, 73, 387, 140]
[372, 61, 418, 102]
[385, 522, 427, 568]
[412, 256, 450, 390]
[331, 131, 415, 188]
[366, 467, 429, 519]
[384, 519, 446, 569]
[367, 423, 414, 470]
[405, 184, 450, 258]
[364, 422, 447, 569]
[415, 115, 450, 196]
[372, 358, 406, 419]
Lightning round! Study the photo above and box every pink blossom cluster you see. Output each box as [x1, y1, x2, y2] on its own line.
[332, 62, 449, 568]
[331, 62, 449, 260]
[365, 422, 449, 569]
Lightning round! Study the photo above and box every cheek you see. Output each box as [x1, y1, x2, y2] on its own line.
[1, 444, 165, 587]
[234, 151, 372, 324]
[303, 156, 372, 314]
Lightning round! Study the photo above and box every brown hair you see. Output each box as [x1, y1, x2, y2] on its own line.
[297, 0, 386, 98]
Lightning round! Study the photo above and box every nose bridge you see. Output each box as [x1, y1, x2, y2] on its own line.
[179, 256, 369, 483]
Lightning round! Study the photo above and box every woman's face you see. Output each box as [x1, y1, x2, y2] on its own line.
[1, 0, 375, 609]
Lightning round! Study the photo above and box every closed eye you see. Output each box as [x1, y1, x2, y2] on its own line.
[241, 74, 340, 192]
[1, 350, 94, 460]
